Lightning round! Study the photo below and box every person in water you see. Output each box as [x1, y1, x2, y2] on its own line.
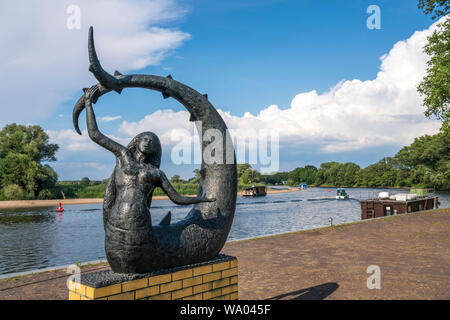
[82, 86, 215, 272]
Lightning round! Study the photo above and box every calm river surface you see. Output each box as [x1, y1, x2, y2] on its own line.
[1, 187, 449, 276]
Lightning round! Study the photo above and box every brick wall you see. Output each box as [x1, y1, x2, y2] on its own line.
[69, 258, 238, 300]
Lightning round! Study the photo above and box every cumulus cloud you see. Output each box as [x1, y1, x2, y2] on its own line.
[47, 129, 97, 152]
[46, 18, 444, 179]
[119, 109, 192, 144]
[0, 0, 190, 127]
[47, 129, 132, 152]
[115, 19, 443, 156]
[47, 128, 134, 179]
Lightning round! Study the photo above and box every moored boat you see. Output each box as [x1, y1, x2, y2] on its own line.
[360, 190, 439, 220]
[242, 186, 267, 197]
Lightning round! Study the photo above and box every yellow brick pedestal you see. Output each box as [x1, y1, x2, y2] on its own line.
[69, 254, 238, 300]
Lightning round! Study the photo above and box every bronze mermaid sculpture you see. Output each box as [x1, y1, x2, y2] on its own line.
[74, 27, 237, 274]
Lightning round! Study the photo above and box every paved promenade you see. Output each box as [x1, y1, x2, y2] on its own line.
[1, 208, 449, 300]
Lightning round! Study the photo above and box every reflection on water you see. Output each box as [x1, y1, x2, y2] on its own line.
[0, 188, 449, 275]
[0, 212, 54, 225]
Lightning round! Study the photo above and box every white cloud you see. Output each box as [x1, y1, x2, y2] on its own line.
[47, 129, 97, 152]
[45, 18, 444, 179]
[119, 109, 192, 144]
[100, 115, 121, 122]
[114, 19, 443, 155]
[0, 0, 190, 127]
[47, 129, 132, 152]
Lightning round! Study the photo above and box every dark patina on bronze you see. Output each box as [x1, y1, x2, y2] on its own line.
[73, 27, 237, 274]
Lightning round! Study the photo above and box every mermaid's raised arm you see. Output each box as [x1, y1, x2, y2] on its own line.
[84, 86, 128, 158]
[159, 171, 215, 205]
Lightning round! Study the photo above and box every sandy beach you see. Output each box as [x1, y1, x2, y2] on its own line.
[0, 187, 299, 210]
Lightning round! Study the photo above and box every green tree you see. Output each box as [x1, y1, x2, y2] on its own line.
[170, 174, 183, 184]
[0, 124, 59, 199]
[417, 17, 450, 122]
[342, 163, 361, 186]
[237, 163, 259, 185]
[356, 160, 399, 188]
[248, 169, 261, 184]
[80, 177, 91, 187]
[394, 129, 449, 189]
[394, 133, 448, 170]
[237, 163, 252, 178]
[241, 171, 249, 184]
[3, 184, 25, 200]
[314, 162, 341, 186]
[287, 165, 318, 185]
[417, 0, 450, 19]
[38, 189, 54, 200]
[188, 169, 202, 184]
[260, 171, 289, 185]
[0, 124, 58, 162]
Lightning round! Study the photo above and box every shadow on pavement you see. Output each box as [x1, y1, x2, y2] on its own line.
[268, 282, 339, 300]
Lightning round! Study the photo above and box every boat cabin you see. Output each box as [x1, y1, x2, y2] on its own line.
[242, 186, 267, 197]
[336, 188, 348, 200]
[361, 194, 438, 220]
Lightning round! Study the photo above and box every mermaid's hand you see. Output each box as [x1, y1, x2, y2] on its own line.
[84, 85, 101, 104]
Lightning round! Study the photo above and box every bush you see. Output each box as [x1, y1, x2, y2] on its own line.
[153, 183, 199, 196]
[38, 189, 54, 200]
[74, 183, 107, 198]
[3, 184, 25, 200]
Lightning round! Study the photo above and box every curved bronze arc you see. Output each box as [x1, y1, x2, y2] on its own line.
[73, 27, 237, 272]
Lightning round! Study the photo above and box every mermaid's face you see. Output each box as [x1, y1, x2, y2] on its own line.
[130, 132, 162, 167]
[138, 133, 156, 155]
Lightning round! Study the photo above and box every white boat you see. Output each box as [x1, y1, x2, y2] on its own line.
[336, 188, 349, 200]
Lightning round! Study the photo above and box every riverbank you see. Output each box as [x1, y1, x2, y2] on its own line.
[0, 187, 299, 210]
[1, 207, 448, 299]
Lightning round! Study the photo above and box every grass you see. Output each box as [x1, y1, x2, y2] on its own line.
[153, 183, 199, 196]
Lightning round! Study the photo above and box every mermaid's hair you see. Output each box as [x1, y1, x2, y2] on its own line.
[127, 132, 162, 168]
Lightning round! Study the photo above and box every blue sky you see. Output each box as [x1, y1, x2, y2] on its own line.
[0, 0, 442, 180]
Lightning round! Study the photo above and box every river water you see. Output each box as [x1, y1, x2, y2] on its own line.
[1, 187, 449, 276]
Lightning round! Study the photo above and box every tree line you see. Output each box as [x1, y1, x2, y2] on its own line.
[0, 121, 448, 201]
[242, 126, 449, 190]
